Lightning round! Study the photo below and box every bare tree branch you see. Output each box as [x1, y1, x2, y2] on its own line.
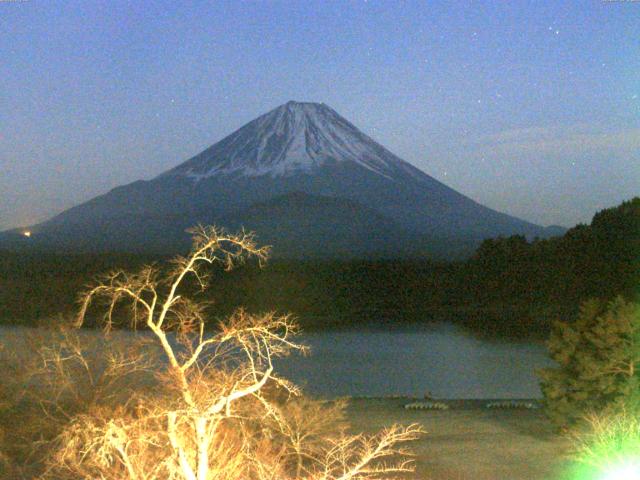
[32, 225, 423, 480]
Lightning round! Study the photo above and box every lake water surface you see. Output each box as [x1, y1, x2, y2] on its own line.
[1, 323, 554, 399]
[275, 323, 554, 399]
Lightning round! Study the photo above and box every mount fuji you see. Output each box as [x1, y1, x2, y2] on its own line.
[1, 101, 561, 258]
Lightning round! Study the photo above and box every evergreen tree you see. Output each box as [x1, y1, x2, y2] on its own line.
[538, 297, 640, 428]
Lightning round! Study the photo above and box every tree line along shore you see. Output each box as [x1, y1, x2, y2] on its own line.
[1, 198, 637, 339]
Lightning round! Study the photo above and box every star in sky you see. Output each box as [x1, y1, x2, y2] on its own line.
[1, 0, 635, 230]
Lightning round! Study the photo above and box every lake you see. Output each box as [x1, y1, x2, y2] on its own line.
[0, 322, 554, 399]
[275, 323, 554, 399]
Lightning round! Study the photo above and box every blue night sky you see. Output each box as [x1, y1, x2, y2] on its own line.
[1, 0, 638, 230]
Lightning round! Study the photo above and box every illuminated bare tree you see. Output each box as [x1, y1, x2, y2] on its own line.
[40, 225, 421, 480]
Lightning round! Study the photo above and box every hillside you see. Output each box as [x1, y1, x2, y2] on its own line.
[0, 102, 558, 258]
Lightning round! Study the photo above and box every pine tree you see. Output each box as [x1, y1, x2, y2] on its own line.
[538, 297, 640, 428]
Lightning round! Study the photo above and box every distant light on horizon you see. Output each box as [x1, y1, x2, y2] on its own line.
[23, 230, 31, 238]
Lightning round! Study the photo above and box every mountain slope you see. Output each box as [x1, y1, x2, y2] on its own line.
[1, 101, 559, 257]
[221, 192, 429, 259]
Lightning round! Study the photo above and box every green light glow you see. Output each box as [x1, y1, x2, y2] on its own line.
[568, 411, 640, 480]
[601, 461, 640, 480]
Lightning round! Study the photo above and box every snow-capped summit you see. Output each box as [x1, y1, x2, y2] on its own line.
[3, 101, 560, 257]
[161, 101, 418, 181]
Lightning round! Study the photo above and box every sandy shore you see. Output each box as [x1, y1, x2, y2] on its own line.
[345, 398, 572, 480]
